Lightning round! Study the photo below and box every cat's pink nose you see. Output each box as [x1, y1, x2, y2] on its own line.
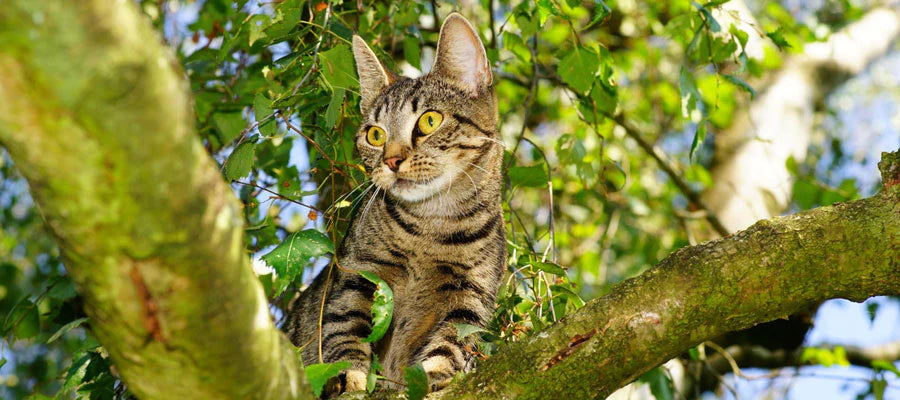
[384, 156, 404, 172]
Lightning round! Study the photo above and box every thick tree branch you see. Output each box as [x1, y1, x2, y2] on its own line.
[439, 177, 900, 398]
[0, 2, 310, 399]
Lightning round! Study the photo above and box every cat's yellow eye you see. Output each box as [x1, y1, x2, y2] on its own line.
[417, 111, 443, 135]
[366, 126, 387, 146]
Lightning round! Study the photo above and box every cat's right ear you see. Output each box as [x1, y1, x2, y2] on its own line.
[352, 35, 393, 115]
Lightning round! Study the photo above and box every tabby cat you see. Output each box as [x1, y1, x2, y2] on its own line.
[283, 13, 506, 395]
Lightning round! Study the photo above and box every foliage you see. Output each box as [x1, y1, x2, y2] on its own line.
[0, 0, 895, 398]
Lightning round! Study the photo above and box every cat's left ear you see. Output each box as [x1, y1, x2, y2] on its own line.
[431, 13, 492, 96]
[353, 35, 394, 114]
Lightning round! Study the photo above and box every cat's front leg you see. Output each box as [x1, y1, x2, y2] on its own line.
[315, 271, 378, 395]
[412, 310, 485, 391]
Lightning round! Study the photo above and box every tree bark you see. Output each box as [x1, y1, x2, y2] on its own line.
[0, 2, 310, 399]
[438, 180, 900, 399]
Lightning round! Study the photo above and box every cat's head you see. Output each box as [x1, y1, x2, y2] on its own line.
[352, 13, 499, 204]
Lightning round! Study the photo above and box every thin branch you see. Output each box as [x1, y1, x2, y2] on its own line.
[234, 180, 323, 213]
[607, 113, 731, 237]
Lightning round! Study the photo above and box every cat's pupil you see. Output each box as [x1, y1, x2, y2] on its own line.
[427, 116, 433, 126]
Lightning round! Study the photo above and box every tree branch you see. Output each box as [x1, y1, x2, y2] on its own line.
[438, 166, 900, 398]
[0, 1, 310, 399]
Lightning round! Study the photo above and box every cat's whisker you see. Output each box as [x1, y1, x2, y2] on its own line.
[449, 164, 478, 197]
[361, 187, 380, 222]
[478, 136, 507, 148]
[325, 180, 373, 215]
[464, 161, 488, 175]
[344, 182, 375, 214]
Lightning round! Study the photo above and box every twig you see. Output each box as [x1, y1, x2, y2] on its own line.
[233, 180, 322, 212]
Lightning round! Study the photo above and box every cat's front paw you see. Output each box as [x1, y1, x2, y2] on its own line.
[343, 369, 368, 392]
[322, 369, 368, 398]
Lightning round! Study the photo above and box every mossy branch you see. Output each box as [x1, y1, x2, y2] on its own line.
[437, 160, 900, 399]
[0, 1, 311, 399]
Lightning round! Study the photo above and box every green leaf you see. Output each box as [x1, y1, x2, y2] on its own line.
[766, 28, 792, 50]
[212, 111, 246, 144]
[305, 361, 351, 397]
[7, 300, 40, 339]
[404, 35, 422, 70]
[508, 165, 548, 188]
[224, 141, 256, 181]
[47, 317, 88, 343]
[254, 94, 276, 137]
[319, 44, 358, 90]
[729, 24, 749, 48]
[678, 67, 701, 119]
[325, 88, 345, 129]
[639, 367, 674, 400]
[531, 261, 567, 275]
[404, 363, 429, 400]
[261, 230, 334, 295]
[550, 284, 586, 308]
[867, 302, 880, 324]
[503, 33, 532, 63]
[367, 355, 383, 393]
[557, 47, 600, 94]
[535, 0, 558, 26]
[692, 2, 720, 32]
[453, 323, 488, 341]
[585, 0, 611, 29]
[722, 74, 756, 99]
[872, 360, 900, 378]
[248, 14, 269, 46]
[873, 376, 887, 400]
[360, 271, 394, 343]
[48, 278, 78, 300]
[689, 120, 707, 162]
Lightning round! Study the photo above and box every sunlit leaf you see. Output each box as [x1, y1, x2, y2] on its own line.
[261, 230, 334, 295]
[305, 361, 351, 397]
[405, 363, 429, 400]
[360, 271, 394, 343]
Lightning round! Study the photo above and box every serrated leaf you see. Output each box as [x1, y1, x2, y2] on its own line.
[722, 74, 756, 99]
[558, 47, 600, 94]
[47, 317, 88, 343]
[453, 323, 488, 341]
[639, 367, 674, 400]
[360, 271, 394, 343]
[224, 141, 256, 181]
[254, 94, 276, 137]
[404, 363, 429, 400]
[550, 284, 586, 308]
[508, 165, 548, 188]
[63, 352, 91, 391]
[305, 361, 351, 397]
[261, 230, 334, 295]
[319, 44, 358, 90]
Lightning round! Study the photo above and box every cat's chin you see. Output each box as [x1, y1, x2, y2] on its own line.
[384, 172, 455, 203]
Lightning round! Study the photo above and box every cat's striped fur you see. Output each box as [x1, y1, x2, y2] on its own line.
[283, 13, 505, 395]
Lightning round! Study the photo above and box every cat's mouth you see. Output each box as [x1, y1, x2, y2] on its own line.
[392, 177, 434, 189]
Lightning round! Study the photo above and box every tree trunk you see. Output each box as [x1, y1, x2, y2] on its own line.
[0, 2, 310, 399]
